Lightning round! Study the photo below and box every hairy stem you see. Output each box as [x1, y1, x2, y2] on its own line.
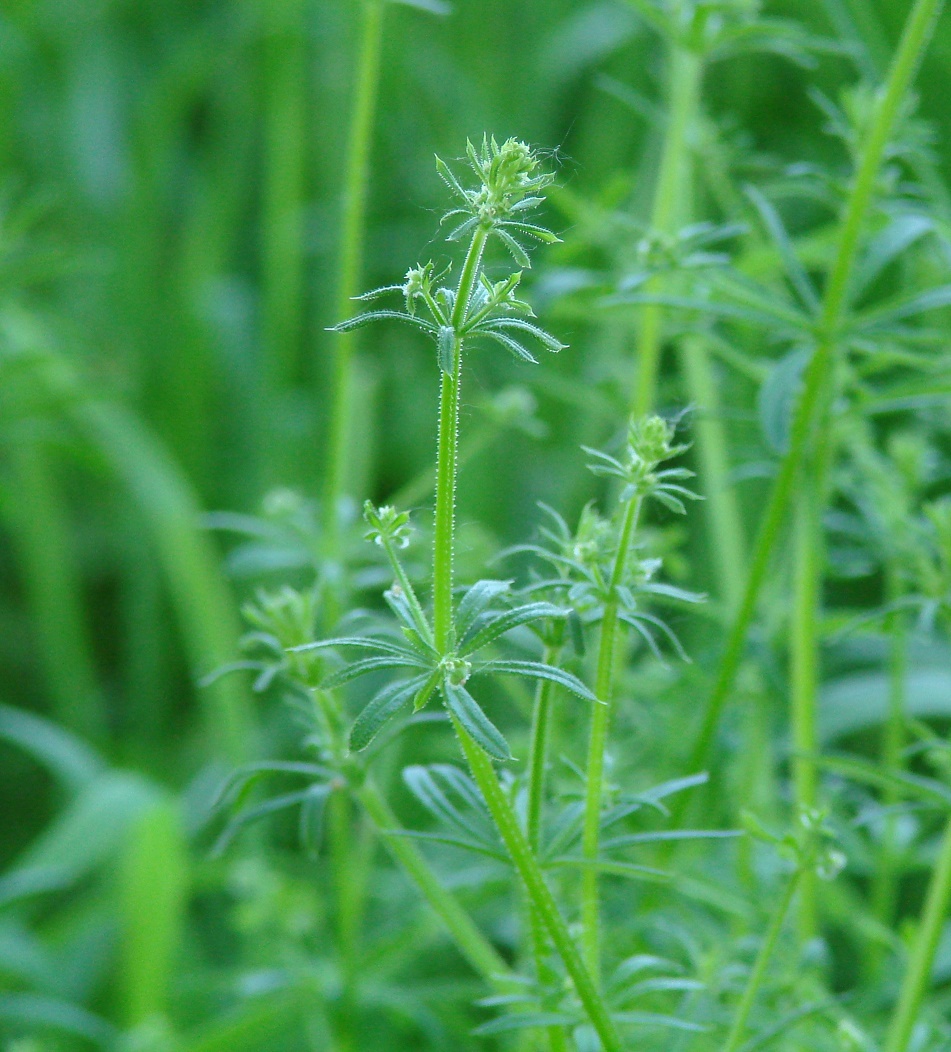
[683, 0, 945, 795]
[454, 719, 624, 1052]
[325, 0, 385, 539]
[721, 869, 801, 1052]
[581, 495, 643, 976]
[433, 226, 489, 651]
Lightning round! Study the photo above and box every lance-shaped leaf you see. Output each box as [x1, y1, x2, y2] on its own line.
[460, 601, 566, 655]
[475, 659, 598, 701]
[477, 317, 566, 352]
[320, 653, 430, 691]
[289, 635, 416, 659]
[401, 763, 503, 858]
[745, 185, 819, 314]
[478, 329, 538, 363]
[454, 578, 512, 639]
[329, 309, 438, 335]
[350, 674, 431, 752]
[384, 585, 436, 652]
[443, 680, 511, 760]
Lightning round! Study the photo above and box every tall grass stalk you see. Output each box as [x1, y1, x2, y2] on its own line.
[324, 0, 385, 542]
[684, 0, 946, 793]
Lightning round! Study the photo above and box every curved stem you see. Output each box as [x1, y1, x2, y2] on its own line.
[454, 719, 623, 1052]
[683, 0, 945, 799]
[581, 495, 643, 976]
[325, 0, 386, 537]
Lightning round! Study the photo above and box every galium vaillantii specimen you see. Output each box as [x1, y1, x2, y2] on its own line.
[285, 138, 704, 1051]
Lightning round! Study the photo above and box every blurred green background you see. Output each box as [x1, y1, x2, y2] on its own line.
[2, 0, 951, 1047]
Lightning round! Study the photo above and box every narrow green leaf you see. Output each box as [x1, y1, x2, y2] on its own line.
[455, 579, 512, 639]
[443, 681, 511, 760]
[350, 675, 430, 752]
[460, 601, 565, 655]
[320, 653, 428, 690]
[476, 659, 597, 701]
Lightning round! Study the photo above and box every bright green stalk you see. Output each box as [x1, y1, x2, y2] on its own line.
[790, 488, 821, 941]
[427, 217, 619, 1046]
[433, 225, 489, 651]
[325, 0, 386, 538]
[871, 570, 908, 934]
[679, 337, 746, 612]
[355, 779, 510, 981]
[454, 721, 624, 1052]
[528, 905, 571, 1052]
[527, 642, 563, 851]
[721, 869, 801, 1052]
[581, 494, 643, 976]
[789, 0, 944, 938]
[684, 0, 945, 791]
[883, 813, 951, 1052]
[632, 45, 702, 416]
[261, 0, 308, 393]
[3, 443, 105, 742]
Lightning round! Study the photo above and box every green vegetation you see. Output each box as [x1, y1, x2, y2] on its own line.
[2, 1, 951, 1050]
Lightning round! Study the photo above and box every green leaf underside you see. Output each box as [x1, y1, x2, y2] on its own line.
[443, 681, 511, 760]
[350, 675, 431, 752]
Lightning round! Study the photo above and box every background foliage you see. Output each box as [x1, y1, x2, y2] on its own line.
[2, 0, 951, 1049]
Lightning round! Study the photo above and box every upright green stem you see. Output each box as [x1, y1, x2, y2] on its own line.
[786, 0, 944, 941]
[454, 721, 624, 1052]
[325, 0, 385, 538]
[679, 337, 746, 612]
[355, 779, 510, 981]
[581, 495, 643, 976]
[871, 570, 908, 935]
[721, 869, 801, 1052]
[433, 226, 489, 651]
[527, 642, 564, 851]
[884, 813, 951, 1052]
[683, 0, 945, 795]
[790, 485, 821, 941]
[632, 45, 702, 416]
